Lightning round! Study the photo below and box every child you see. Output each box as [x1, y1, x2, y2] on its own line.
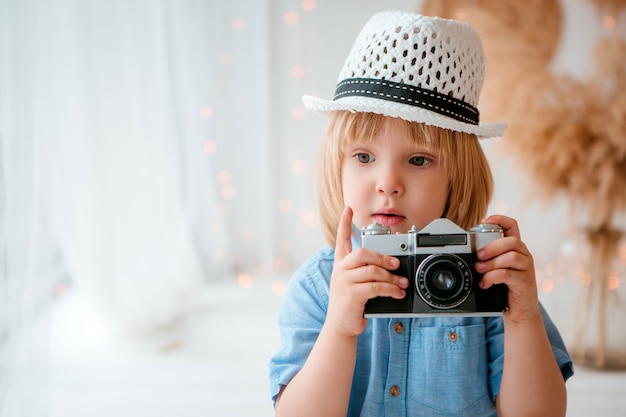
[269, 10, 573, 417]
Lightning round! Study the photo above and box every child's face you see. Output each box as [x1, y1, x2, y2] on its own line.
[341, 118, 449, 234]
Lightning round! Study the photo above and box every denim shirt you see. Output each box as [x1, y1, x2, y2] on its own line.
[269, 244, 574, 417]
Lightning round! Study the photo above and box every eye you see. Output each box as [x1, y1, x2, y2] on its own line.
[409, 155, 431, 167]
[355, 153, 374, 163]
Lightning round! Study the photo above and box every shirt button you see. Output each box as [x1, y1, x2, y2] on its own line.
[394, 322, 404, 333]
[389, 385, 400, 397]
[448, 331, 458, 342]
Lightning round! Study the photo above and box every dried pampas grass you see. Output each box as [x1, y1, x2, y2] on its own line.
[421, 0, 626, 368]
[504, 36, 626, 231]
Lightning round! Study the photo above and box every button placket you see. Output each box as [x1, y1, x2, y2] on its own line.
[385, 319, 408, 410]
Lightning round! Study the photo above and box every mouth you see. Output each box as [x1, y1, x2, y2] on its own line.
[372, 211, 406, 227]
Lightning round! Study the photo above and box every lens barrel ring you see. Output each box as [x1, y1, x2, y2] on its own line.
[415, 253, 473, 309]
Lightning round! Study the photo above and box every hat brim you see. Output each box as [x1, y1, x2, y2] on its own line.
[303, 95, 507, 139]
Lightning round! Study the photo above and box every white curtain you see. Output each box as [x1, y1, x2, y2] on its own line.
[0, 0, 420, 414]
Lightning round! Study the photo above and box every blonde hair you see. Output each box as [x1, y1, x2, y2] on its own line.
[315, 111, 494, 246]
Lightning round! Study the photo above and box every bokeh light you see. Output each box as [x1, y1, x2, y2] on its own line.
[291, 105, 306, 120]
[240, 227, 256, 243]
[221, 184, 235, 199]
[603, 15, 615, 31]
[300, 208, 317, 227]
[208, 220, 221, 234]
[492, 200, 509, 215]
[199, 105, 213, 119]
[278, 198, 294, 213]
[284, 11, 299, 25]
[217, 169, 231, 184]
[219, 53, 233, 66]
[212, 248, 224, 261]
[272, 281, 287, 296]
[203, 140, 217, 155]
[291, 160, 306, 175]
[231, 17, 246, 31]
[608, 275, 620, 291]
[274, 257, 290, 271]
[290, 65, 305, 79]
[540, 278, 554, 293]
[238, 273, 253, 288]
[301, 0, 317, 12]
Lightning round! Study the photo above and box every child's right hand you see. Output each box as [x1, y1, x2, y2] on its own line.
[325, 206, 409, 338]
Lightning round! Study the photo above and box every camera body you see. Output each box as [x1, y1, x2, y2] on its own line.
[361, 218, 508, 317]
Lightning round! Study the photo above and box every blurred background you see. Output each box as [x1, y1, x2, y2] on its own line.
[1, 0, 625, 416]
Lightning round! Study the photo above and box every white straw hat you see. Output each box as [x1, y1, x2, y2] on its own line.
[303, 11, 506, 139]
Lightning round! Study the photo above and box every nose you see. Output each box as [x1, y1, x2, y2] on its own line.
[376, 167, 404, 196]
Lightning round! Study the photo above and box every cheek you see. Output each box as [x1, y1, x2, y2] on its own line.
[419, 174, 449, 216]
[433, 177, 449, 208]
[341, 174, 359, 206]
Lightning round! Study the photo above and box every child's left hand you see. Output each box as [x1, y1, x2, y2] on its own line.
[474, 214, 540, 323]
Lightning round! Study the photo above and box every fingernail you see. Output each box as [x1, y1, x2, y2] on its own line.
[390, 258, 400, 268]
[475, 262, 486, 272]
[477, 250, 485, 260]
[399, 278, 409, 288]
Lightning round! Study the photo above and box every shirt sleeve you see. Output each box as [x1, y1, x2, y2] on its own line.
[268, 250, 333, 406]
[485, 302, 574, 401]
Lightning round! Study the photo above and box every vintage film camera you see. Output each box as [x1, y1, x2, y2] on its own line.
[361, 218, 508, 317]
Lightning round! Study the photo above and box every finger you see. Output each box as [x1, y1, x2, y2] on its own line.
[334, 206, 354, 261]
[476, 236, 530, 265]
[342, 247, 400, 272]
[480, 214, 521, 239]
[476, 249, 532, 277]
[478, 268, 517, 288]
[355, 280, 407, 300]
[341, 263, 409, 287]
[479, 268, 536, 294]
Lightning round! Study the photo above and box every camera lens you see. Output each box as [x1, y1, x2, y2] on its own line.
[433, 271, 455, 292]
[415, 254, 472, 309]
